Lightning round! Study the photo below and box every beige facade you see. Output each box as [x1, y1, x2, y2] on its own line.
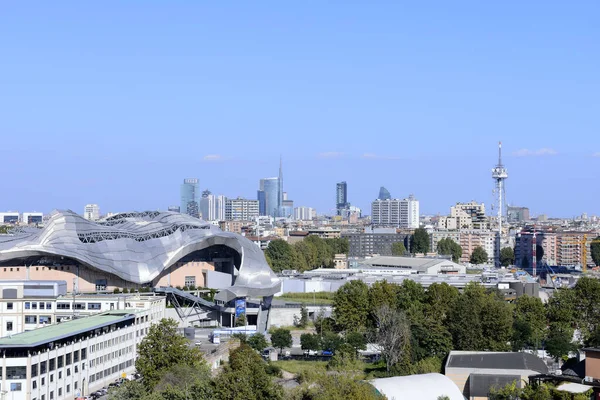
[459, 231, 496, 264]
[0, 261, 215, 292]
[333, 254, 348, 269]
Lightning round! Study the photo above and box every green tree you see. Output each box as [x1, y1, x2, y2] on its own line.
[314, 307, 335, 335]
[294, 240, 318, 271]
[154, 363, 214, 400]
[235, 312, 247, 327]
[213, 344, 284, 400]
[248, 333, 269, 353]
[345, 331, 367, 354]
[291, 374, 382, 400]
[270, 328, 292, 354]
[373, 304, 411, 373]
[108, 380, 148, 400]
[305, 235, 332, 267]
[500, 247, 515, 267]
[424, 283, 459, 320]
[410, 228, 430, 254]
[326, 343, 363, 373]
[265, 239, 302, 272]
[368, 280, 398, 325]
[136, 318, 206, 390]
[391, 241, 406, 256]
[325, 237, 350, 255]
[437, 238, 463, 263]
[512, 295, 546, 350]
[321, 331, 344, 352]
[470, 246, 488, 265]
[300, 333, 321, 352]
[333, 280, 370, 332]
[591, 236, 600, 267]
[298, 304, 309, 328]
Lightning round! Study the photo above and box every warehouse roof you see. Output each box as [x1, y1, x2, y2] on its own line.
[447, 351, 548, 373]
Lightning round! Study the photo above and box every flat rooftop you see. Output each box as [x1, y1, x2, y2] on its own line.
[0, 310, 138, 348]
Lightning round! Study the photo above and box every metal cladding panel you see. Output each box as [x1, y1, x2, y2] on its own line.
[0, 210, 281, 298]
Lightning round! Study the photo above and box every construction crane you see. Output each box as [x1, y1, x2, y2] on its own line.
[558, 234, 600, 273]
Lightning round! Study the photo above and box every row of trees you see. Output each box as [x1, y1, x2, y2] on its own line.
[265, 236, 349, 272]
[110, 318, 382, 400]
[330, 277, 600, 375]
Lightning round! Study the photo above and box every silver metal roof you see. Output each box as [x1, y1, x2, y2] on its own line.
[0, 210, 281, 298]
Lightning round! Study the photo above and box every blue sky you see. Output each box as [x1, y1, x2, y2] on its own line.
[1, 2, 599, 217]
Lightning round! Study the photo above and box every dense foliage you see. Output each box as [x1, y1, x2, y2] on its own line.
[391, 241, 406, 256]
[500, 247, 515, 267]
[265, 237, 349, 272]
[437, 238, 463, 262]
[410, 228, 430, 254]
[469, 246, 488, 264]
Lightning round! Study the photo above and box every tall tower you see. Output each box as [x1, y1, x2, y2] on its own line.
[492, 142, 508, 266]
[278, 156, 284, 216]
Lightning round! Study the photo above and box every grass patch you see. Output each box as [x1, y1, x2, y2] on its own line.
[272, 360, 328, 375]
[277, 292, 335, 305]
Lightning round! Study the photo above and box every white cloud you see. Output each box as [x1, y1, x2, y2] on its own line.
[317, 151, 344, 159]
[361, 153, 401, 160]
[202, 154, 223, 161]
[512, 148, 558, 157]
[593, 152, 600, 158]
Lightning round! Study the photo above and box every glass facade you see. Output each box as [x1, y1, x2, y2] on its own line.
[180, 178, 200, 218]
[262, 178, 280, 218]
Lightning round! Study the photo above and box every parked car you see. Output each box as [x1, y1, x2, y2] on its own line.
[322, 350, 333, 356]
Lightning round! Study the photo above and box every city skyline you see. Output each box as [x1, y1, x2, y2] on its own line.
[1, 3, 599, 216]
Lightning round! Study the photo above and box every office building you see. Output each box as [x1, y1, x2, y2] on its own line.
[83, 205, 100, 222]
[180, 178, 200, 218]
[507, 206, 530, 223]
[294, 207, 314, 221]
[0, 305, 163, 400]
[22, 213, 43, 225]
[215, 195, 226, 221]
[342, 230, 409, 258]
[371, 195, 419, 228]
[0, 212, 20, 224]
[261, 178, 280, 218]
[378, 187, 391, 200]
[257, 188, 266, 216]
[225, 198, 259, 221]
[336, 182, 349, 215]
[0, 280, 165, 338]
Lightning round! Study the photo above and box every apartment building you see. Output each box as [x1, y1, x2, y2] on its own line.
[459, 231, 497, 264]
[371, 196, 419, 229]
[225, 198, 259, 221]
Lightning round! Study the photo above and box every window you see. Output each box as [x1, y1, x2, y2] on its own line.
[67, 384, 70, 393]
[66, 353, 71, 365]
[58, 371, 62, 379]
[7, 302, 13, 310]
[49, 358, 55, 371]
[39, 316, 51, 324]
[32, 302, 37, 310]
[50, 374, 53, 383]
[185, 276, 196, 287]
[50, 391, 54, 400]
[6, 321, 13, 331]
[75, 365, 78, 373]
[10, 383, 21, 391]
[31, 364, 38, 378]
[32, 380, 37, 389]
[39, 302, 44, 309]
[25, 302, 30, 309]
[67, 368, 71, 377]
[57, 303, 70, 310]
[74, 381, 78, 390]
[74, 350, 79, 362]
[87, 303, 101, 310]
[57, 355, 63, 368]
[81, 348, 87, 360]
[73, 303, 85, 310]
[40, 362, 47, 374]
[58, 388, 62, 396]
[25, 316, 37, 324]
[6, 366, 26, 379]
[46, 302, 52, 310]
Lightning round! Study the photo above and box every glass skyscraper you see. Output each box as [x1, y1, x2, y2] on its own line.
[258, 158, 284, 218]
[180, 178, 200, 218]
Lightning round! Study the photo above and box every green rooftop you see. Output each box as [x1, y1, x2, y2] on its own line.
[0, 310, 139, 348]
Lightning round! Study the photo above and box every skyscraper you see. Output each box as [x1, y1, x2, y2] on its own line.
[371, 195, 419, 228]
[180, 178, 200, 218]
[336, 181, 348, 215]
[258, 159, 284, 218]
[378, 187, 391, 200]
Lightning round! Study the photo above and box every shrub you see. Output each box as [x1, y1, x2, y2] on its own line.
[113, 288, 121, 294]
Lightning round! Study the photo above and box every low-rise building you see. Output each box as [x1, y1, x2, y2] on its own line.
[0, 306, 163, 400]
[359, 256, 465, 274]
[0, 280, 166, 338]
[445, 351, 548, 399]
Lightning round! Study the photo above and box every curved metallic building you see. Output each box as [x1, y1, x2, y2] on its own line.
[0, 210, 281, 299]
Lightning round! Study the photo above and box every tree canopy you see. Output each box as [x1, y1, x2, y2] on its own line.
[270, 328, 292, 354]
[591, 236, 600, 267]
[499, 247, 515, 267]
[136, 318, 206, 390]
[391, 241, 406, 256]
[469, 246, 488, 265]
[332, 280, 370, 332]
[410, 228, 430, 254]
[437, 238, 462, 263]
[268, 236, 350, 272]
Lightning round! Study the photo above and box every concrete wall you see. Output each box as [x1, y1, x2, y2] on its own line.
[586, 351, 600, 379]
